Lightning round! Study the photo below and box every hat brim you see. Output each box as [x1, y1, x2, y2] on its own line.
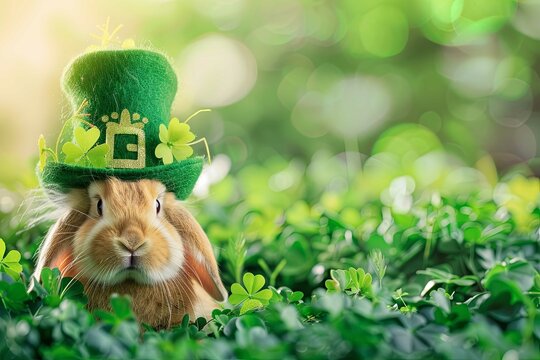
[39, 157, 203, 200]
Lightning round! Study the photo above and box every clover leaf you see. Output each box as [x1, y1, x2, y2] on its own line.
[30, 267, 87, 307]
[155, 118, 196, 165]
[62, 126, 109, 167]
[325, 268, 373, 298]
[0, 238, 23, 280]
[0, 282, 30, 311]
[325, 269, 349, 293]
[346, 267, 373, 297]
[229, 272, 273, 314]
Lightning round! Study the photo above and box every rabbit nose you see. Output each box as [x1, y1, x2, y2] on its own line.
[118, 240, 144, 253]
[117, 241, 143, 268]
[120, 228, 145, 251]
[119, 239, 144, 256]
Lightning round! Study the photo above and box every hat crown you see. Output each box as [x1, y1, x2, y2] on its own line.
[62, 49, 177, 169]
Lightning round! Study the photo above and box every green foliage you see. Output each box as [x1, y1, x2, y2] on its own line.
[0, 164, 539, 359]
[223, 235, 246, 284]
[369, 249, 387, 288]
[31, 268, 87, 307]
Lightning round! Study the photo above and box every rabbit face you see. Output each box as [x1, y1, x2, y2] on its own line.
[72, 178, 184, 285]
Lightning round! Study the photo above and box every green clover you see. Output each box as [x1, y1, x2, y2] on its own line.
[0, 238, 23, 280]
[347, 267, 373, 297]
[155, 118, 196, 165]
[325, 268, 373, 298]
[62, 126, 109, 167]
[229, 272, 273, 314]
[325, 269, 348, 293]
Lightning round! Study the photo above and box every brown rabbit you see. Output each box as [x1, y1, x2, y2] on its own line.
[32, 178, 227, 329]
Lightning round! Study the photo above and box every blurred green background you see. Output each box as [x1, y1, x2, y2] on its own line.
[0, 0, 538, 212]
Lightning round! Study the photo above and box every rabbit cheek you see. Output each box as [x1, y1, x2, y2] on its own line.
[50, 248, 77, 278]
[74, 221, 122, 281]
[72, 220, 96, 272]
[146, 236, 170, 270]
[89, 227, 124, 268]
[146, 223, 184, 282]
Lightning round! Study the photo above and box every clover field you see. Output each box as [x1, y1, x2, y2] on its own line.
[0, 157, 539, 360]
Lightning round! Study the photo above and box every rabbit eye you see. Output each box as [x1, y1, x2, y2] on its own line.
[97, 199, 103, 216]
[156, 199, 161, 214]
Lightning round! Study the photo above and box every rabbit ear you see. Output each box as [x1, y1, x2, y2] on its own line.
[32, 210, 87, 281]
[165, 197, 227, 302]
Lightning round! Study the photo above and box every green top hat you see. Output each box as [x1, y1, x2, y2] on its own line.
[39, 49, 203, 200]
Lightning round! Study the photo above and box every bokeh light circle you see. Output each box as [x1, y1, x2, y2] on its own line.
[494, 56, 531, 100]
[291, 75, 391, 139]
[324, 76, 392, 138]
[442, 54, 499, 98]
[489, 84, 532, 128]
[177, 34, 257, 107]
[512, 0, 540, 39]
[291, 92, 329, 138]
[373, 123, 443, 164]
[359, 6, 409, 57]
[513, 125, 537, 161]
[420, 0, 517, 45]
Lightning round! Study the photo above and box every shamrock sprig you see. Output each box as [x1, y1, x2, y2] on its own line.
[62, 127, 109, 167]
[0, 238, 23, 280]
[155, 109, 212, 165]
[229, 272, 273, 314]
[155, 118, 195, 164]
[38, 99, 109, 171]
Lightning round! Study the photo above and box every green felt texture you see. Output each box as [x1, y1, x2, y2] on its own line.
[62, 49, 176, 167]
[40, 49, 203, 199]
[41, 157, 203, 201]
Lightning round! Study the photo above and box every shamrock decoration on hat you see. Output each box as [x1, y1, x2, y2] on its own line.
[38, 43, 210, 200]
